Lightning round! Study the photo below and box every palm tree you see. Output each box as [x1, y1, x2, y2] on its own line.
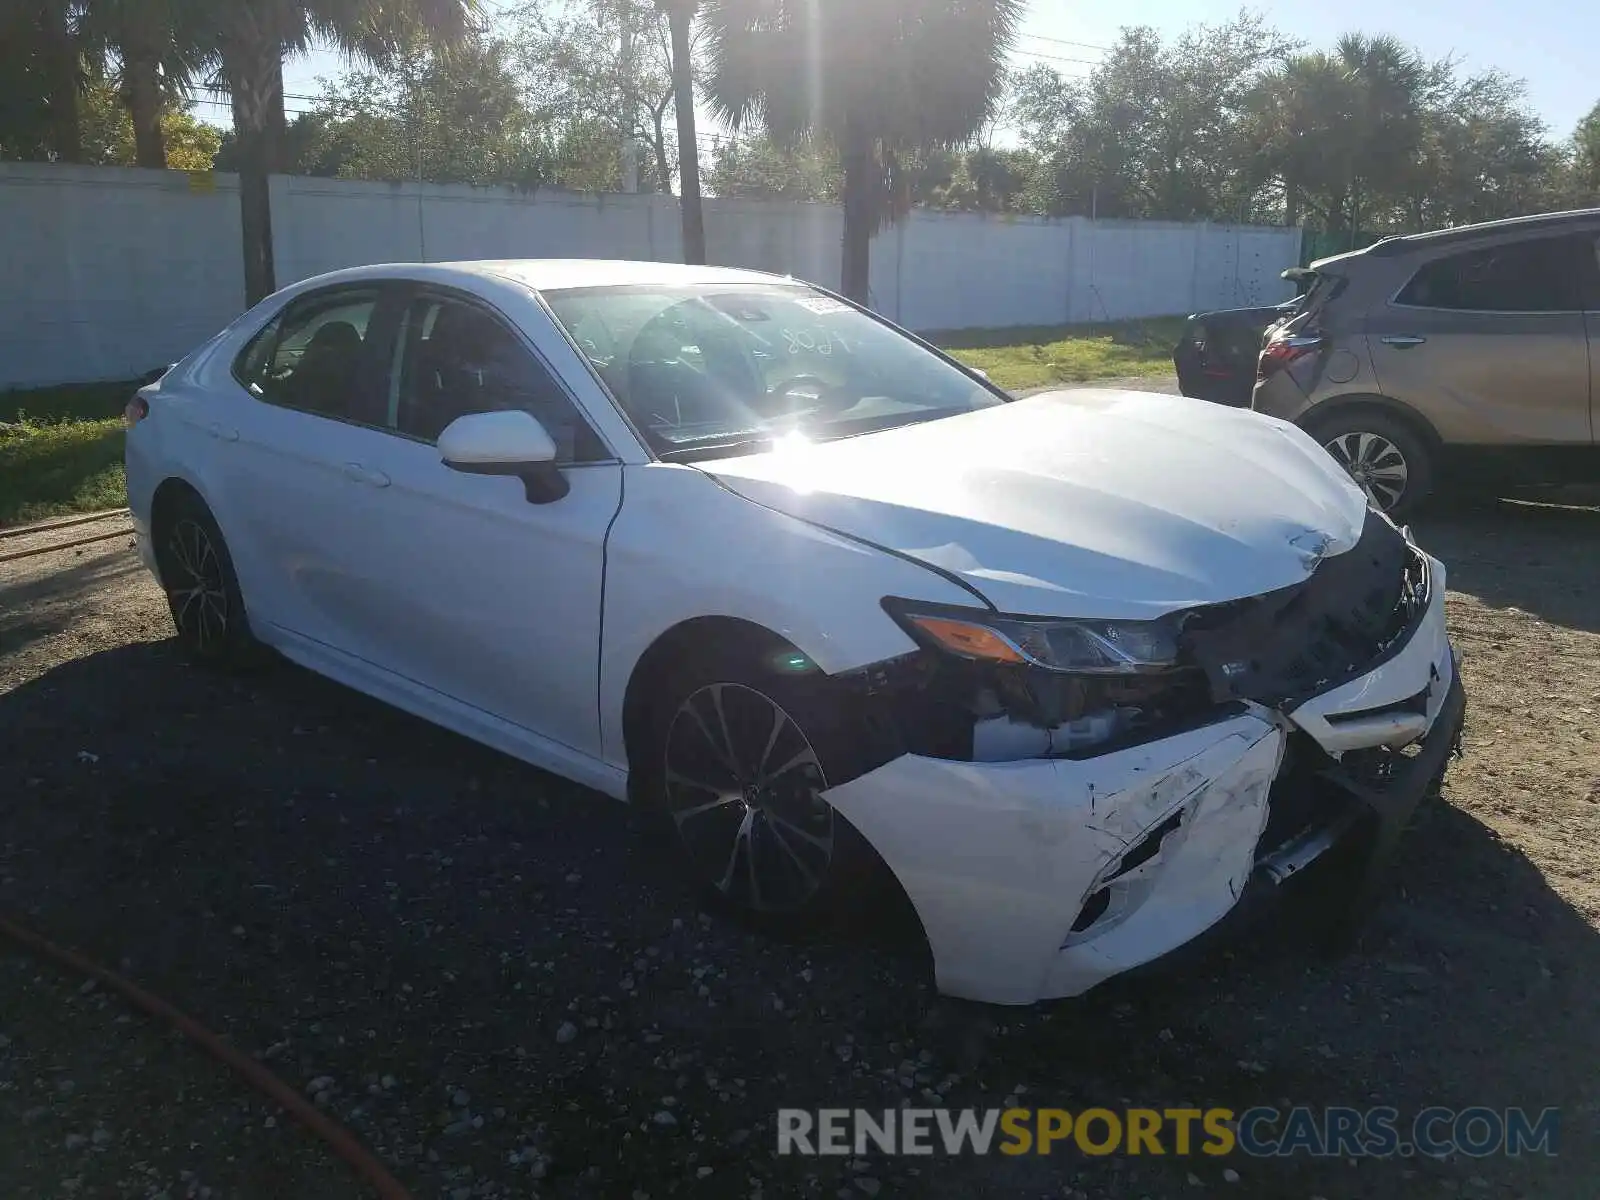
[656, 0, 705, 264]
[1333, 33, 1427, 235]
[199, 0, 478, 303]
[1245, 53, 1351, 227]
[80, 0, 211, 168]
[700, 0, 1022, 304]
[1248, 34, 1429, 235]
[30, 0, 88, 163]
[0, 4, 67, 161]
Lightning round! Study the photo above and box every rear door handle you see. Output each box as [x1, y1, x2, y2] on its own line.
[342, 463, 391, 488]
[206, 422, 239, 442]
[1380, 335, 1427, 348]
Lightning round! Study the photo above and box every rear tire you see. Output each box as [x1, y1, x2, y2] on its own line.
[1306, 409, 1434, 519]
[634, 643, 886, 930]
[152, 492, 263, 669]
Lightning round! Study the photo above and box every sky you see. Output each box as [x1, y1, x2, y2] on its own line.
[1008, 0, 1595, 138]
[214, 0, 1593, 142]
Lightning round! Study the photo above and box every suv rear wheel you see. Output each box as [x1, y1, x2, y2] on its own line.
[1306, 409, 1434, 518]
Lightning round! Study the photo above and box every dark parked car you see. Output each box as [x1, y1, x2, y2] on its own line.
[1173, 302, 1297, 406]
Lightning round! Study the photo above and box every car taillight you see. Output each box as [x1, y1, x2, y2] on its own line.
[1257, 334, 1323, 380]
[124, 395, 149, 427]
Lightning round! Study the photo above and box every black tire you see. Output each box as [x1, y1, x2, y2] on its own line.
[152, 492, 262, 668]
[1305, 409, 1435, 519]
[634, 642, 887, 929]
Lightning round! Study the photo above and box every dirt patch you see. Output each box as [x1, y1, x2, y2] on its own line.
[1, 498, 1596, 1198]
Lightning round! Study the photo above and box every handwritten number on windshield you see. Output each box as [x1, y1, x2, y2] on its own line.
[781, 326, 850, 356]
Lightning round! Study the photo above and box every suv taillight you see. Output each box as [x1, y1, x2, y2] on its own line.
[1258, 333, 1322, 380]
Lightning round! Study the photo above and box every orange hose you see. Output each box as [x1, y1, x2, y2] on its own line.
[0, 912, 414, 1200]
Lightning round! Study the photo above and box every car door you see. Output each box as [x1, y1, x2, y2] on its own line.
[304, 286, 624, 760]
[216, 283, 406, 650]
[1365, 233, 1593, 445]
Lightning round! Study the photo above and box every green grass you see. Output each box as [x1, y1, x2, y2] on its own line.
[1, 381, 134, 528]
[0, 325, 1180, 527]
[935, 316, 1185, 393]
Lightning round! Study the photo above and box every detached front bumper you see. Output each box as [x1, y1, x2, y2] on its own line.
[822, 554, 1463, 1006]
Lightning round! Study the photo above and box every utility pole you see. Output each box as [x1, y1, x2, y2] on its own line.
[619, 0, 639, 192]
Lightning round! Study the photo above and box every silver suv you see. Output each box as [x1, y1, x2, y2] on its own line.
[1252, 210, 1600, 516]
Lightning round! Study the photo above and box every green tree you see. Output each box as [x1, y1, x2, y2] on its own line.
[278, 33, 549, 186]
[512, 0, 679, 194]
[0, 1, 88, 163]
[77, 76, 220, 167]
[1394, 68, 1559, 228]
[1248, 34, 1431, 234]
[1572, 100, 1600, 202]
[80, 0, 213, 168]
[703, 133, 839, 200]
[1014, 16, 1297, 221]
[700, 0, 1023, 303]
[897, 145, 1036, 212]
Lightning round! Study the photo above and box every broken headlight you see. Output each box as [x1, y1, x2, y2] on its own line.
[883, 599, 1185, 674]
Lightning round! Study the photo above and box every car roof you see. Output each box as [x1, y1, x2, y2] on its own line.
[286, 259, 795, 295]
[1365, 208, 1600, 256]
[1305, 207, 1600, 273]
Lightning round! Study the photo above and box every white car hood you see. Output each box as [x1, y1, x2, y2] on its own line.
[703, 389, 1370, 619]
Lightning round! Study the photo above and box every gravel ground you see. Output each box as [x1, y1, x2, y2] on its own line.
[2, 491, 1597, 1200]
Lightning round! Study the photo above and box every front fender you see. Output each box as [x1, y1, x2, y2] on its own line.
[597, 464, 977, 770]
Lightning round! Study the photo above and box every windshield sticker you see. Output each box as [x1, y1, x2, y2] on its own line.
[795, 296, 852, 316]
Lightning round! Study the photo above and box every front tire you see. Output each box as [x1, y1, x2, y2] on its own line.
[152, 492, 261, 668]
[636, 645, 883, 926]
[1306, 409, 1434, 519]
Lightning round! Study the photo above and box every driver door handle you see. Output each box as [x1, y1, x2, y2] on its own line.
[342, 463, 391, 488]
[1380, 335, 1427, 348]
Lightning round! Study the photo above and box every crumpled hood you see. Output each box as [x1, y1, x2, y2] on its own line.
[703, 389, 1370, 619]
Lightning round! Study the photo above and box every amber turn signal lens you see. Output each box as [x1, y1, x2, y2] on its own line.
[908, 616, 1026, 664]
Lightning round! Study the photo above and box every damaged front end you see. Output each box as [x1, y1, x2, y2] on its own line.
[862, 510, 1428, 765]
[823, 510, 1464, 1004]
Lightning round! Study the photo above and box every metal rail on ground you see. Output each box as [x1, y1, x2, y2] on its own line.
[0, 510, 135, 565]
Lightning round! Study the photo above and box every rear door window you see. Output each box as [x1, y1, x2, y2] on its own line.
[233, 288, 383, 420]
[1394, 236, 1592, 312]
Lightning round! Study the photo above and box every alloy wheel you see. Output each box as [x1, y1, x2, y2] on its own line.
[663, 683, 834, 914]
[166, 518, 229, 649]
[1323, 430, 1409, 511]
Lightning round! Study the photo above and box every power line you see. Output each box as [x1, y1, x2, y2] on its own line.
[1017, 31, 1108, 52]
[1010, 47, 1100, 68]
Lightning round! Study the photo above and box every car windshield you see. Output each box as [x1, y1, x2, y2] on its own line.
[542, 283, 1006, 459]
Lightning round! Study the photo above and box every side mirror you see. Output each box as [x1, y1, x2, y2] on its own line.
[438, 410, 569, 504]
[971, 367, 990, 382]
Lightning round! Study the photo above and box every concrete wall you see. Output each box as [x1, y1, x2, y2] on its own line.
[1, 164, 1302, 389]
[0, 163, 246, 389]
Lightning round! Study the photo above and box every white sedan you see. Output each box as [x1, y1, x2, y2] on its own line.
[125, 260, 1465, 1005]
